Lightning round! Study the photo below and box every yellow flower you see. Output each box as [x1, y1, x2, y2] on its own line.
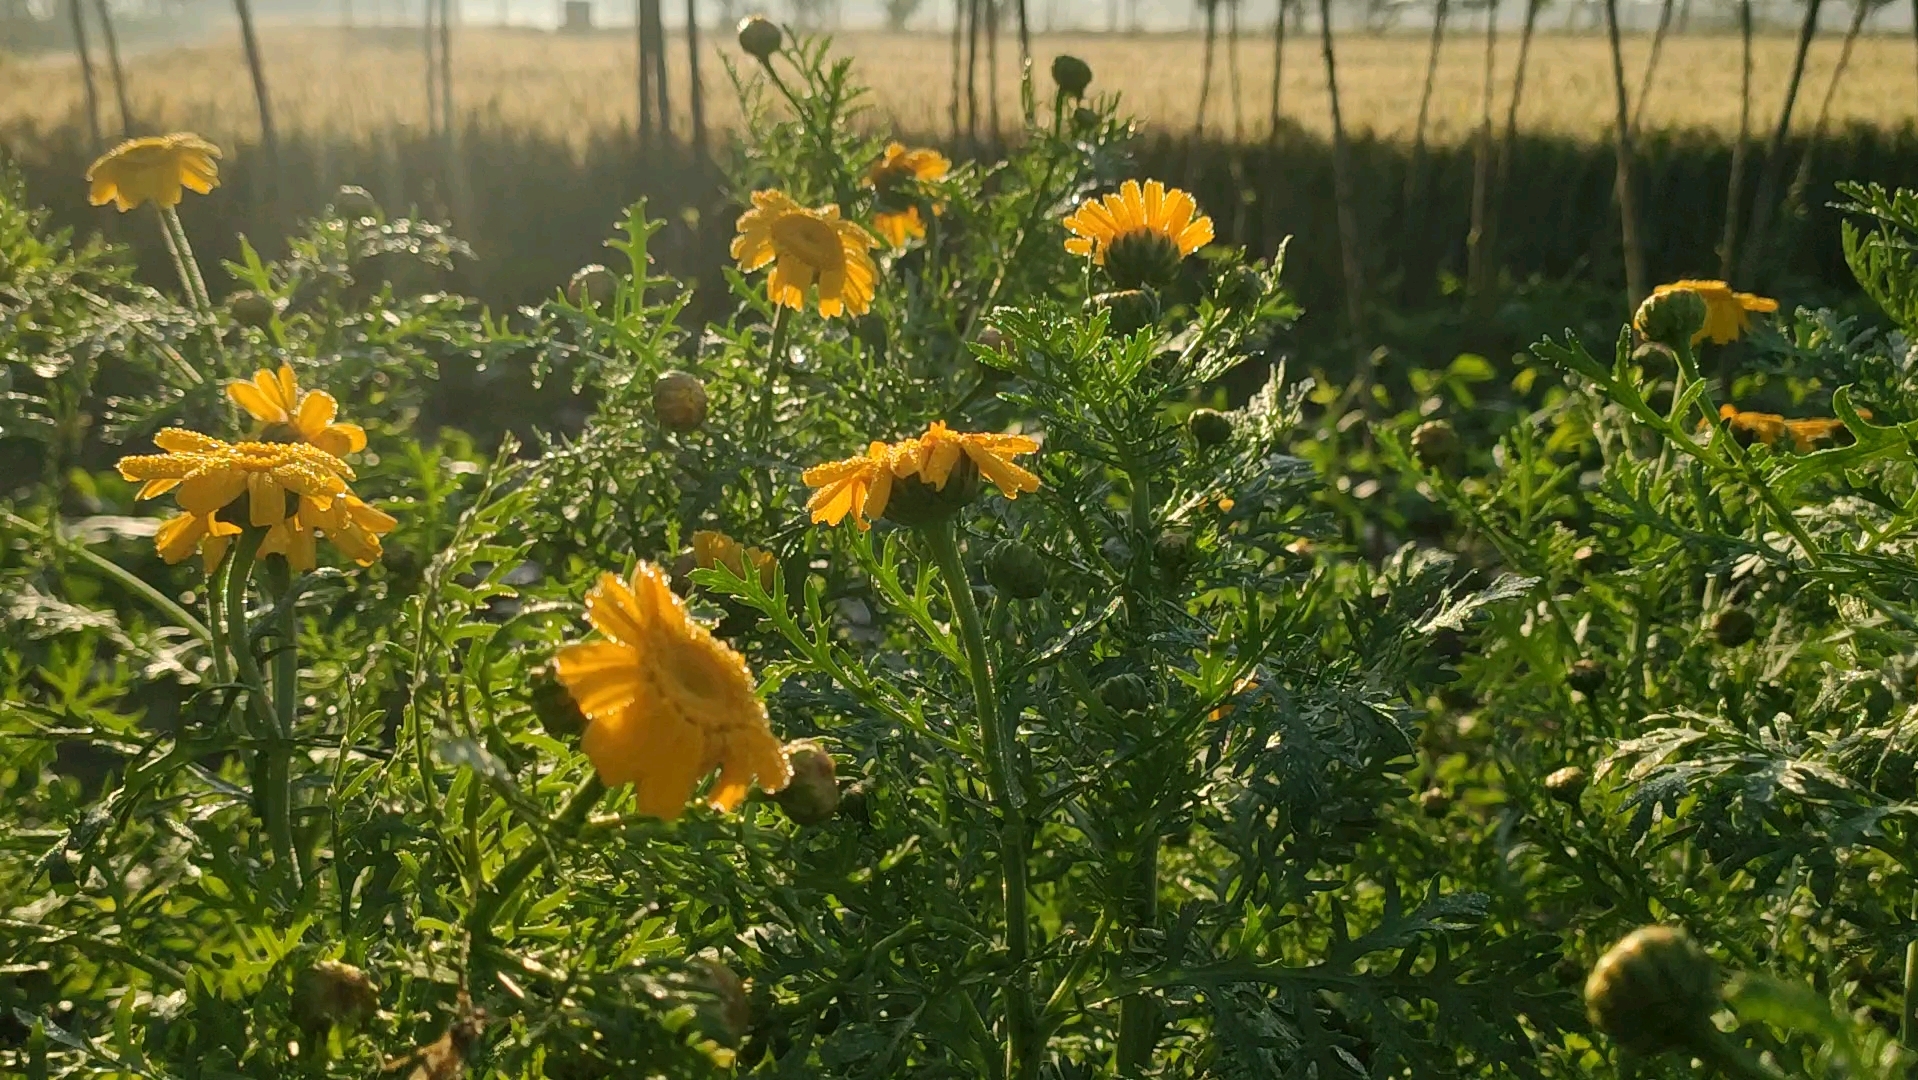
[1650, 280, 1779, 344]
[731, 190, 879, 318]
[116, 429, 394, 570]
[553, 563, 792, 819]
[1712, 404, 1865, 453]
[864, 143, 950, 249]
[227, 364, 368, 457]
[86, 133, 222, 212]
[802, 441, 896, 531]
[803, 423, 1041, 530]
[1062, 179, 1214, 288]
[692, 530, 779, 590]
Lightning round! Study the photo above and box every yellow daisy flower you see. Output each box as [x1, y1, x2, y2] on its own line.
[1062, 179, 1214, 289]
[553, 563, 793, 819]
[864, 143, 950, 248]
[86, 133, 222, 212]
[731, 189, 879, 318]
[692, 530, 779, 590]
[1648, 280, 1779, 345]
[803, 423, 1041, 530]
[116, 430, 394, 570]
[892, 421, 1042, 501]
[227, 365, 368, 458]
[802, 441, 896, 531]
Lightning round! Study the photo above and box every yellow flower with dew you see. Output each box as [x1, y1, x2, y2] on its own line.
[86, 133, 222, 212]
[731, 190, 879, 318]
[116, 429, 395, 570]
[228, 364, 368, 457]
[1062, 179, 1214, 289]
[864, 143, 951, 249]
[692, 530, 779, 590]
[1646, 280, 1778, 345]
[803, 422, 1041, 530]
[553, 563, 792, 819]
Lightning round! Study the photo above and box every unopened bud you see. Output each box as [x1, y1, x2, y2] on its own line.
[292, 960, 379, 1036]
[775, 740, 839, 826]
[1711, 608, 1755, 648]
[653, 370, 709, 433]
[1411, 419, 1459, 471]
[567, 263, 618, 307]
[985, 539, 1048, 600]
[1095, 288, 1159, 336]
[1051, 54, 1093, 97]
[1544, 765, 1588, 803]
[1634, 288, 1708, 349]
[690, 959, 753, 1048]
[1585, 925, 1718, 1057]
[1568, 659, 1605, 695]
[1212, 265, 1263, 312]
[1097, 672, 1151, 715]
[1188, 408, 1234, 447]
[737, 15, 782, 61]
[227, 290, 278, 329]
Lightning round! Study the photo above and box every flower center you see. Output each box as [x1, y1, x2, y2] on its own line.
[770, 213, 845, 274]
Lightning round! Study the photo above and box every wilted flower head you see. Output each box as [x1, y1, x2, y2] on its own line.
[227, 364, 368, 457]
[731, 189, 879, 318]
[1063, 179, 1213, 289]
[86, 133, 222, 212]
[553, 563, 792, 819]
[1644, 280, 1777, 344]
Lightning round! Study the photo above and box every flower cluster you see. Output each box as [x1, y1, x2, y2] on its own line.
[803, 421, 1042, 531]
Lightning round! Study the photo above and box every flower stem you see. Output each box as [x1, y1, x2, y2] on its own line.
[1902, 932, 1917, 1047]
[263, 556, 305, 891]
[466, 775, 607, 937]
[157, 204, 229, 370]
[926, 521, 1034, 1079]
[221, 529, 295, 881]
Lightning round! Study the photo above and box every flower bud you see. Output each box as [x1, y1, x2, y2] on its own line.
[1544, 765, 1588, 803]
[1153, 530, 1193, 575]
[227, 290, 278, 329]
[1634, 288, 1708, 349]
[567, 263, 618, 307]
[1051, 54, 1093, 97]
[1411, 419, 1459, 471]
[529, 660, 586, 738]
[1567, 659, 1605, 695]
[1711, 608, 1755, 648]
[1212, 265, 1263, 312]
[1585, 925, 1718, 1058]
[1097, 672, 1151, 715]
[1071, 105, 1100, 131]
[1418, 787, 1451, 817]
[774, 740, 839, 826]
[690, 959, 753, 1049]
[292, 960, 379, 1037]
[1188, 408, 1234, 448]
[334, 184, 380, 221]
[737, 15, 782, 61]
[653, 370, 709, 433]
[1094, 288, 1160, 335]
[839, 777, 873, 824]
[985, 539, 1048, 600]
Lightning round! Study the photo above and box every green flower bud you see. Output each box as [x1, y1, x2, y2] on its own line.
[1213, 265, 1263, 312]
[529, 660, 586, 738]
[292, 960, 379, 1038]
[1188, 408, 1234, 448]
[1634, 288, 1708, 349]
[1097, 672, 1152, 715]
[653, 370, 709, 433]
[1418, 787, 1451, 817]
[1094, 288, 1160, 335]
[334, 184, 380, 221]
[985, 539, 1048, 600]
[1153, 530, 1193, 574]
[690, 959, 753, 1049]
[1071, 105, 1100, 131]
[1051, 54, 1093, 97]
[737, 15, 782, 61]
[1711, 608, 1755, 648]
[1411, 419, 1459, 471]
[1544, 765, 1589, 803]
[1585, 926, 1719, 1058]
[839, 777, 873, 824]
[1568, 659, 1605, 695]
[226, 290, 278, 329]
[775, 740, 840, 826]
[567, 263, 618, 308]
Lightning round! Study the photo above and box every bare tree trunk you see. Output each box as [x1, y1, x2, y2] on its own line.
[1784, 0, 1867, 211]
[1196, 0, 1219, 137]
[965, 0, 981, 145]
[438, 0, 454, 140]
[1719, 0, 1753, 277]
[1602, 0, 1647, 304]
[1318, 0, 1366, 332]
[67, 0, 102, 149]
[987, 0, 1001, 144]
[650, 0, 671, 141]
[91, 0, 133, 136]
[1628, 0, 1676, 134]
[1465, 0, 1501, 299]
[1268, 0, 1290, 141]
[1228, 0, 1245, 140]
[1736, 0, 1824, 282]
[687, 0, 707, 158]
[1015, 0, 1030, 73]
[1482, 0, 1542, 285]
[951, 0, 964, 139]
[1402, 0, 1449, 222]
[234, 0, 279, 161]
[425, 0, 440, 137]
[637, 0, 667, 147]
[1678, 0, 1693, 30]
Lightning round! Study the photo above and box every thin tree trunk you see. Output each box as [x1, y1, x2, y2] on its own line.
[438, 0, 454, 140]
[67, 0, 103, 150]
[1784, 0, 1867, 211]
[1402, 0, 1449, 221]
[91, 0, 133, 137]
[650, 0, 671, 141]
[951, 0, 964, 139]
[686, 0, 706, 157]
[1318, 0, 1366, 332]
[1628, 0, 1676, 134]
[425, 0, 440, 138]
[987, 0, 1001, 144]
[234, 0, 278, 161]
[1736, 0, 1824, 282]
[1196, 0, 1219, 137]
[1483, 0, 1542, 286]
[1719, 0, 1753, 277]
[1911, 0, 1918, 118]
[1015, 0, 1030, 73]
[965, 0, 981, 145]
[1602, 0, 1646, 304]
[1268, 0, 1289, 141]
[1228, 0, 1245, 140]
[1465, 0, 1501, 299]
[1678, 0, 1693, 30]
[637, 0, 659, 147]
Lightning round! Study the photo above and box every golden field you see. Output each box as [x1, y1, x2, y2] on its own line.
[2, 25, 1915, 158]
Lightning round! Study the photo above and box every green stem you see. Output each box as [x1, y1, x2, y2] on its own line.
[1696, 1025, 1785, 1080]
[926, 522, 1034, 1080]
[222, 529, 295, 880]
[1116, 835, 1161, 1074]
[466, 775, 607, 937]
[264, 556, 304, 890]
[1903, 933, 1917, 1047]
[159, 205, 212, 314]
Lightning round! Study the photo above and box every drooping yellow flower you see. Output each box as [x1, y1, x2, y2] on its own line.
[692, 530, 778, 590]
[553, 563, 792, 819]
[85, 133, 222, 212]
[227, 365, 368, 457]
[864, 143, 950, 249]
[1711, 404, 1866, 453]
[803, 423, 1042, 530]
[1649, 280, 1779, 344]
[1062, 179, 1214, 288]
[731, 189, 879, 318]
[116, 429, 394, 570]
[802, 441, 896, 531]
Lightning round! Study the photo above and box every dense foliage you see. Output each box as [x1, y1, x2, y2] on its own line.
[5, 29, 1918, 1080]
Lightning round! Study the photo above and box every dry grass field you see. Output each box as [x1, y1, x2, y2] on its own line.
[2, 25, 1915, 161]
